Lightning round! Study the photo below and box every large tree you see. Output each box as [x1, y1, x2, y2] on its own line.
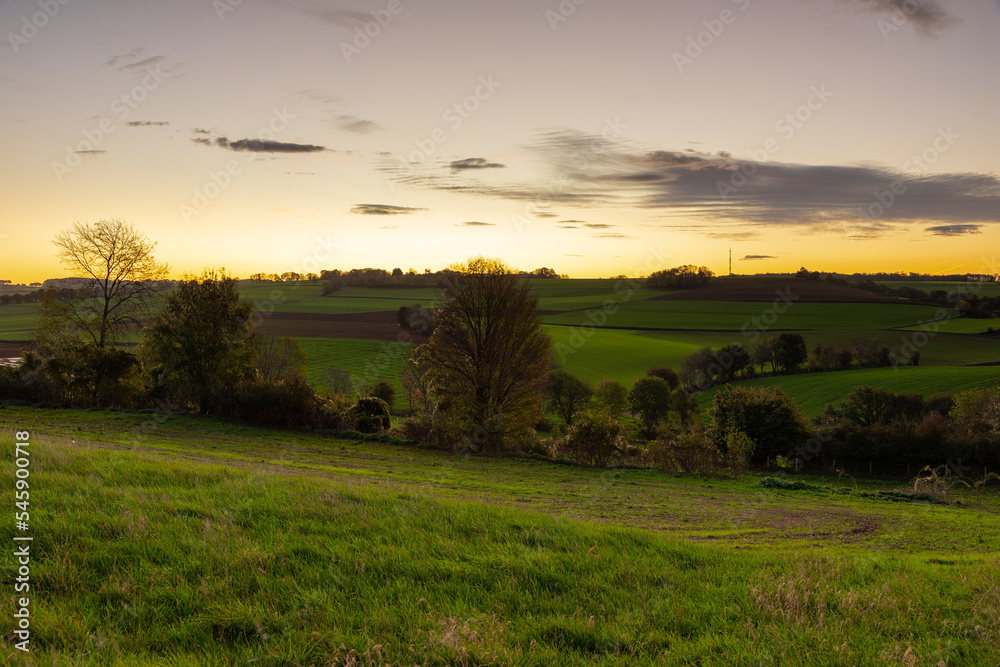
[141, 270, 256, 414]
[416, 256, 551, 451]
[47, 219, 169, 348]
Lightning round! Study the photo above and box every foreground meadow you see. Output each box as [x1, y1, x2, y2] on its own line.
[2, 407, 998, 666]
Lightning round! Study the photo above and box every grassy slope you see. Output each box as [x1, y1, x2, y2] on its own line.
[296, 337, 413, 397]
[696, 366, 1000, 418]
[637, 329, 1000, 367]
[542, 301, 945, 331]
[899, 318, 1000, 334]
[1, 408, 998, 665]
[877, 281, 1000, 297]
[0, 302, 40, 340]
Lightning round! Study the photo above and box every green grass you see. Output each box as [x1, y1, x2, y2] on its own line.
[877, 280, 1000, 297]
[1, 407, 998, 665]
[637, 329, 1000, 367]
[296, 337, 414, 397]
[696, 366, 1000, 418]
[544, 326, 710, 386]
[542, 301, 945, 331]
[899, 318, 1000, 334]
[0, 302, 40, 339]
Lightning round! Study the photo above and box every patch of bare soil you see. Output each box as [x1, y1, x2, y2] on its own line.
[256, 311, 427, 342]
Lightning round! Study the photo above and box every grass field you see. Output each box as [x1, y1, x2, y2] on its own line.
[0, 302, 40, 340]
[296, 337, 414, 398]
[636, 329, 1000, 367]
[542, 300, 945, 331]
[899, 318, 1000, 334]
[696, 366, 1000, 418]
[877, 280, 1000, 298]
[2, 407, 998, 665]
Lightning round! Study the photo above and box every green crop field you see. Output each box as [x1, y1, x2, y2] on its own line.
[900, 317, 1000, 335]
[542, 300, 945, 331]
[877, 281, 1000, 298]
[296, 337, 414, 398]
[637, 329, 1000, 367]
[2, 407, 997, 665]
[0, 302, 40, 340]
[696, 366, 1000, 418]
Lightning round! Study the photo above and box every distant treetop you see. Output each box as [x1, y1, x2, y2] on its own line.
[646, 265, 714, 290]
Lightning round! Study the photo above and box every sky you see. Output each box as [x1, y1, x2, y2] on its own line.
[1, 0, 998, 282]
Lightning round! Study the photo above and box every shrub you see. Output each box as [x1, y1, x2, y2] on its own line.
[723, 429, 755, 479]
[367, 380, 396, 413]
[560, 410, 623, 466]
[350, 396, 391, 434]
[593, 379, 629, 414]
[649, 426, 719, 474]
[710, 385, 811, 463]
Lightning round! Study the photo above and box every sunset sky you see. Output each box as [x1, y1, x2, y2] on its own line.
[2, 0, 998, 283]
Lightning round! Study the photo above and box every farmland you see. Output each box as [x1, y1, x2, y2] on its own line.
[2, 276, 999, 413]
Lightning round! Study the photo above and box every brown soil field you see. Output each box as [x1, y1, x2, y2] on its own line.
[652, 277, 901, 303]
[0, 341, 25, 358]
[256, 311, 428, 343]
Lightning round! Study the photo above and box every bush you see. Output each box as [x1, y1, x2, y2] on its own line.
[350, 396, 391, 434]
[710, 385, 811, 463]
[223, 376, 347, 429]
[723, 429, 755, 479]
[559, 410, 623, 466]
[366, 380, 396, 413]
[649, 426, 719, 474]
[593, 379, 629, 414]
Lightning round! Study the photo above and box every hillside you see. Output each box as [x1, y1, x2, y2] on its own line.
[652, 277, 902, 303]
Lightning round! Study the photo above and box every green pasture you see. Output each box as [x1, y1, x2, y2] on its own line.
[637, 329, 1000, 367]
[696, 365, 1000, 419]
[542, 300, 947, 331]
[899, 318, 1000, 335]
[295, 337, 414, 399]
[0, 302, 40, 340]
[2, 407, 998, 665]
[877, 280, 1000, 298]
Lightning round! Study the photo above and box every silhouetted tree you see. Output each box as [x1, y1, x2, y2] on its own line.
[416, 256, 551, 451]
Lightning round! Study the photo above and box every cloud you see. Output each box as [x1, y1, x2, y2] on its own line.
[449, 157, 506, 171]
[592, 233, 636, 239]
[351, 204, 426, 216]
[272, 0, 373, 27]
[583, 223, 615, 229]
[385, 127, 1000, 238]
[456, 221, 495, 227]
[194, 136, 327, 153]
[105, 48, 183, 78]
[380, 225, 400, 230]
[740, 255, 776, 261]
[337, 115, 381, 134]
[127, 121, 169, 127]
[836, 0, 958, 36]
[192, 128, 212, 134]
[75, 150, 106, 155]
[926, 224, 982, 237]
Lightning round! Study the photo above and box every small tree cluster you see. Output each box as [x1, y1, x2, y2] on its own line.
[646, 265, 714, 290]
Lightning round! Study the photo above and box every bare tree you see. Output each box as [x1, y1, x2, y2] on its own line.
[48, 219, 169, 348]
